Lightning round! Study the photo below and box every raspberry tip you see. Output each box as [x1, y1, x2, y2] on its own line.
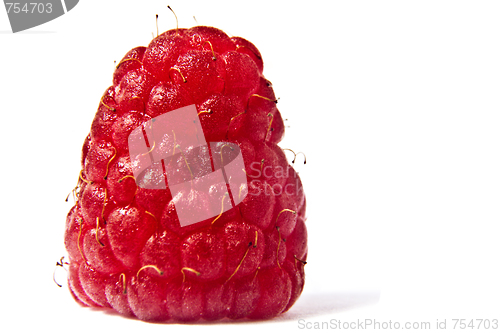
[119, 273, 127, 294]
[167, 5, 179, 34]
[238, 183, 245, 202]
[265, 113, 274, 142]
[53, 256, 69, 288]
[100, 94, 116, 112]
[282, 148, 296, 163]
[235, 44, 260, 60]
[77, 219, 86, 261]
[141, 138, 156, 156]
[282, 149, 306, 164]
[229, 111, 246, 124]
[140, 120, 156, 156]
[175, 144, 194, 179]
[115, 58, 142, 70]
[220, 143, 235, 166]
[171, 130, 177, 155]
[56, 256, 69, 268]
[295, 152, 306, 165]
[276, 226, 285, 269]
[211, 192, 229, 225]
[128, 96, 145, 111]
[197, 109, 213, 116]
[276, 226, 282, 269]
[169, 67, 187, 83]
[226, 111, 246, 139]
[250, 94, 278, 104]
[155, 14, 159, 37]
[252, 266, 261, 281]
[65, 185, 79, 203]
[136, 265, 164, 279]
[275, 208, 297, 226]
[118, 175, 136, 183]
[79, 170, 92, 185]
[144, 210, 159, 230]
[293, 255, 307, 266]
[95, 217, 105, 247]
[101, 188, 107, 222]
[103, 147, 117, 180]
[225, 242, 253, 283]
[242, 168, 249, 177]
[202, 41, 217, 61]
[181, 267, 201, 282]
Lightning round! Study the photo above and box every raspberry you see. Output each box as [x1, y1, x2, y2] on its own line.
[64, 25, 307, 322]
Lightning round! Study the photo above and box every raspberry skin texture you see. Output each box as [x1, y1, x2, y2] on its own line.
[64, 26, 307, 322]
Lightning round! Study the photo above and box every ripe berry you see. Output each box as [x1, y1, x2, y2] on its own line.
[65, 24, 307, 322]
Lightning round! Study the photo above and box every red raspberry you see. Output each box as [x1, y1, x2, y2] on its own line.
[64, 25, 307, 322]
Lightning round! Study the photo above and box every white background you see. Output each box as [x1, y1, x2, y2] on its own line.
[1, 0, 499, 331]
